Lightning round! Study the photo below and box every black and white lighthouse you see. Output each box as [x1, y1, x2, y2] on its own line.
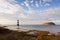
[17, 20, 19, 26]
[17, 20, 19, 29]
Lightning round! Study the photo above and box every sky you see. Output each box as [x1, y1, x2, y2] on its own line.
[0, 0, 60, 25]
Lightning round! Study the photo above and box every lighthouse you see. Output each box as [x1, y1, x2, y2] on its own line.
[17, 20, 19, 29]
[17, 20, 19, 26]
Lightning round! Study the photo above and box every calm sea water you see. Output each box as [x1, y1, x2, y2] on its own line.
[5, 25, 60, 34]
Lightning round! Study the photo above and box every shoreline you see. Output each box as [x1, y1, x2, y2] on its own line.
[0, 26, 60, 40]
[3, 25, 60, 34]
[0, 25, 60, 35]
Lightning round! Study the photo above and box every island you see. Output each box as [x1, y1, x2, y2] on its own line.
[42, 22, 55, 26]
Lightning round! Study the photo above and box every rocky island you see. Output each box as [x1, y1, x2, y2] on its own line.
[42, 22, 55, 26]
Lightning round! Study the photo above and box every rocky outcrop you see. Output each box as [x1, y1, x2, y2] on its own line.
[42, 22, 55, 26]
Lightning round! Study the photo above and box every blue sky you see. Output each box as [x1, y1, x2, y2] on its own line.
[0, 0, 60, 25]
[17, 0, 60, 10]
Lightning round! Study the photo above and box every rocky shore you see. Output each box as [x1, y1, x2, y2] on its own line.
[0, 26, 60, 40]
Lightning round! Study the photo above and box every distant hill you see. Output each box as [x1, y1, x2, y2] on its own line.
[42, 22, 55, 26]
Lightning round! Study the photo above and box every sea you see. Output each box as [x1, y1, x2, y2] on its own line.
[5, 25, 60, 34]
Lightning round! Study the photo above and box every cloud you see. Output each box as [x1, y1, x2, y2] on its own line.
[30, 0, 34, 3]
[24, 0, 30, 8]
[0, 18, 15, 25]
[39, 0, 43, 7]
[23, 0, 52, 8]
[0, 0, 60, 25]
[18, 7, 60, 21]
[40, 7, 60, 22]
[19, 7, 60, 24]
[7, 0, 17, 4]
[42, 0, 52, 2]
[0, 0, 23, 25]
[35, 1, 39, 8]
[44, 3, 50, 6]
[39, 0, 52, 7]
[0, 0, 23, 14]
[0, 13, 16, 25]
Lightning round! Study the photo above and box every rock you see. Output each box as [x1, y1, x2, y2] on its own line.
[42, 22, 55, 26]
[56, 32, 60, 36]
[26, 31, 37, 37]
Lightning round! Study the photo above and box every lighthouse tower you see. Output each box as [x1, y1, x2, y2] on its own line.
[17, 20, 19, 26]
[17, 20, 19, 29]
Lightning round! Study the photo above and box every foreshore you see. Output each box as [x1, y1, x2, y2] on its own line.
[0, 26, 60, 40]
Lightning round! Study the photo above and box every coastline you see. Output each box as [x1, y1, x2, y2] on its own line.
[4, 25, 60, 34]
[0, 26, 60, 40]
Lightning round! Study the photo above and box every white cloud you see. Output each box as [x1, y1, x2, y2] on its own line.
[42, 0, 52, 2]
[19, 13, 27, 18]
[39, 0, 52, 7]
[30, 0, 34, 3]
[20, 7, 60, 21]
[35, 1, 39, 8]
[0, 0, 60, 25]
[44, 3, 50, 6]
[19, 7, 60, 24]
[0, 0, 23, 25]
[35, 3, 39, 8]
[0, 16, 16, 25]
[39, 0, 43, 7]
[0, 0, 23, 14]
[7, 0, 17, 4]
[24, 0, 30, 7]
[24, 2, 29, 7]
[39, 7, 60, 22]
